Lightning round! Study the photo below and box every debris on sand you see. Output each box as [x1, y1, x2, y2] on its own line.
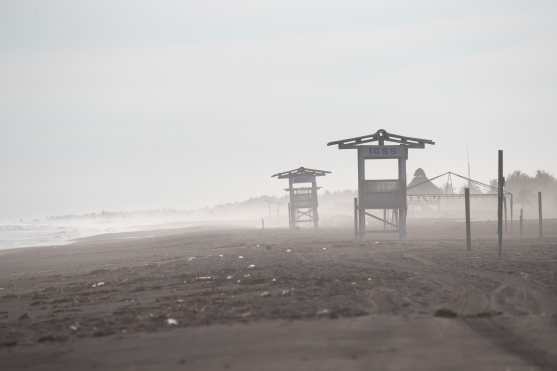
[367, 277, 372, 281]
[241, 311, 252, 318]
[238, 255, 245, 259]
[248, 264, 256, 269]
[218, 254, 224, 258]
[187, 257, 196, 262]
[91, 281, 105, 288]
[38, 335, 67, 343]
[166, 318, 179, 326]
[243, 273, 251, 278]
[196, 276, 212, 281]
[1, 340, 17, 348]
[176, 299, 185, 304]
[464, 310, 503, 319]
[18, 312, 30, 321]
[434, 308, 458, 318]
[286, 249, 292, 253]
[322, 247, 327, 251]
[226, 275, 233, 280]
[260, 291, 270, 297]
[69, 323, 79, 331]
[271, 278, 277, 283]
[351, 282, 357, 286]
[316, 308, 330, 316]
[281, 289, 292, 296]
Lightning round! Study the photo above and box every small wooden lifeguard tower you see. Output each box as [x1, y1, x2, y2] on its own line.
[272, 167, 331, 229]
[327, 129, 434, 239]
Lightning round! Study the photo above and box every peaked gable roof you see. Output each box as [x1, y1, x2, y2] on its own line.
[327, 129, 435, 149]
[272, 167, 331, 179]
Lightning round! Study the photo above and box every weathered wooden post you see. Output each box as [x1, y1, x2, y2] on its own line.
[261, 218, 265, 230]
[520, 208, 524, 238]
[465, 188, 471, 250]
[311, 178, 319, 228]
[354, 197, 359, 239]
[357, 150, 366, 238]
[398, 154, 408, 239]
[538, 192, 543, 239]
[289, 177, 295, 228]
[504, 195, 508, 233]
[287, 203, 292, 229]
[510, 193, 514, 233]
[497, 150, 504, 257]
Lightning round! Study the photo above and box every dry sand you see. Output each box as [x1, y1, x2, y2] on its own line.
[1, 221, 557, 370]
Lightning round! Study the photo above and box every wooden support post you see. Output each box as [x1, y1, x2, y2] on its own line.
[287, 202, 292, 229]
[504, 195, 508, 233]
[398, 152, 408, 240]
[288, 177, 295, 229]
[510, 194, 514, 233]
[354, 197, 359, 239]
[520, 208, 524, 238]
[497, 150, 503, 257]
[383, 209, 387, 231]
[465, 188, 471, 251]
[261, 218, 265, 230]
[357, 149, 366, 238]
[312, 178, 319, 228]
[538, 192, 543, 239]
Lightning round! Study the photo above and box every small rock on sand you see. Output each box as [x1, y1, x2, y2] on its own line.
[434, 308, 458, 318]
[166, 318, 178, 326]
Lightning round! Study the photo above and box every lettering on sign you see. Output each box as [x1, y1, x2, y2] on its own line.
[361, 146, 406, 159]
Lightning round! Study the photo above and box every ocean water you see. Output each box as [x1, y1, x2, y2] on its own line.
[0, 217, 197, 250]
[0, 222, 91, 250]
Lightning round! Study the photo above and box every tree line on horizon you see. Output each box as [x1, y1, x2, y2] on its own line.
[490, 170, 557, 205]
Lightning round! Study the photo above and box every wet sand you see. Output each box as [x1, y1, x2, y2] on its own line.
[1, 222, 557, 370]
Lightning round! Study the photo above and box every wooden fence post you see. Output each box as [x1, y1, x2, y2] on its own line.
[497, 150, 503, 257]
[504, 195, 508, 233]
[354, 197, 359, 239]
[465, 188, 471, 251]
[538, 192, 543, 239]
[510, 193, 514, 233]
[520, 208, 524, 239]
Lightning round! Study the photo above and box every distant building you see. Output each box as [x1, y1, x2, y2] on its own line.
[407, 168, 442, 195]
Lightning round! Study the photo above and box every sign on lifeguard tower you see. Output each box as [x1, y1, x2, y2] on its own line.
[327, 129, 434, 239]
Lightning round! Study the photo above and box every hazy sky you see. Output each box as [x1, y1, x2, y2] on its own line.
[1, 0, 556, 219]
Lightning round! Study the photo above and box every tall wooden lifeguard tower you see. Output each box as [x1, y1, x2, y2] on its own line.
[327, 129, 434, 239]
[272, 167, 331, 229]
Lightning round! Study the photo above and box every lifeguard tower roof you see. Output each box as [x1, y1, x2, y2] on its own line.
[328, 129, 435, 149]
[271, 167, 331, 179]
